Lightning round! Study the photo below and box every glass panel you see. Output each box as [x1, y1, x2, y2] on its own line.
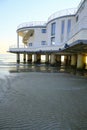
[42, 29, 46, 33]
[51, 23, 56, 35]
[51, 37, 55, 45]
[29, 43, 32, 46]
[41, 41, 46, 45]
[76, 15, 79, 22]
[67, 19, 71, 34]
[61, 20, 65, 35]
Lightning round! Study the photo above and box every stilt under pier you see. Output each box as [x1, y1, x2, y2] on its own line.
[17, 53, 20, 63]
[27, 54, 32, 63]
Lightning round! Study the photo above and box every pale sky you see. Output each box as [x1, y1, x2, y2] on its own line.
[0, 0, 81, 53]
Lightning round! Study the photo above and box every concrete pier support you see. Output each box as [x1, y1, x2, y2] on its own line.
[77, 54, 84, 69]
[84, 55, 87, 69]
[71, 55, 77, 66]
[23, 53, 26, 63]
[27, 54, 32, 63]
[68, 56, 71, 65]
[33, 54, 41, 63]
[45, 54, 49, 64]
[64, 56, 68, 65]
[33, 54, 37, 63]
[56, 55, 61, 65]
[50, 54, 56, 65]
[37, 54, 41, 63]
[17, 53, 20, 63]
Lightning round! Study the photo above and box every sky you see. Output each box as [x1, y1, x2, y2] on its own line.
[0, 0, 81, 53]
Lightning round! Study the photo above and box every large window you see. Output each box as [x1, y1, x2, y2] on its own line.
[42, 29, 46, 33]
[51, 37, 55, 45]
[67, 19, 71, 34]
[51, 22, 56, 35]
[29, 43, 32, 46]
[76, 15, 79, 22]
[61, 20, 65, 42]
[61, 20, 65, 35]
[41, 41, 47, 45]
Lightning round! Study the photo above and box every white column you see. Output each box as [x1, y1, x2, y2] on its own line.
[77, 54, 84, 69]
[27, 54, 32, 63]
[37, 54, 41, 63]
[64, 56, 68, 65]
[50, 54, 56, 65]
[33, 54, 37, 63]
[23, 53, 26, 63]
[71, 55, 77, 66]
[17, 53, 20, 63]
[68, 56, 71, 65]
[45, 54, 49, 63]
[17, 33, 19, 48]
[56, 55, 61, 65]
[84, 55, 87, 69]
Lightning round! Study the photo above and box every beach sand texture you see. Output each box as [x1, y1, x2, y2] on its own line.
[0, 72, 87, 130]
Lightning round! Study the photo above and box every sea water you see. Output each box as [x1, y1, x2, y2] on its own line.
[0, 53, 16, 74]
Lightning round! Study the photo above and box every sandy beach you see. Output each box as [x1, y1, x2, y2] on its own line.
[0, 72, 87, 130]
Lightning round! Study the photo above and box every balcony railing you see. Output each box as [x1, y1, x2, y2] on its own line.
[48, 8, 77, 22]
[17, 21, 46, 30]
[9, 44, 65, 53]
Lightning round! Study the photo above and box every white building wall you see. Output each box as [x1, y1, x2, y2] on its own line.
[67, 29, 87, 45]
[47, 16, 75, 46]
[27, 28, 47, 47]
[67, 0, 87, 43]
[76, 0, 87, 21]
[47, 22, 51, 46]
[46, 1, 87, 46]
[27, 35, 35, 45]
[16, 0, 87, 49]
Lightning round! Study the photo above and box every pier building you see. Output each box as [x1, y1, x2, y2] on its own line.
[9, 0, 87, 69]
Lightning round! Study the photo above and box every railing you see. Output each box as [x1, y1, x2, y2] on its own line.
[17, 21, 46, 30]
[48, 1, 85, 22]
[9, 44, 27, 48]
[48, 8, 77, 22]
[9, 44, 65, 53]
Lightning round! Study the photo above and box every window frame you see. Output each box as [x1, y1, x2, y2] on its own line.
[67, 19, 71, 34]
[61, 20, 65, 35]
[51, 37, 55, 45]
[29, 43, 32, 46]
[41, 41, 47, 45]
[51, 22, 56, 36]
[41, 29, 46, 33]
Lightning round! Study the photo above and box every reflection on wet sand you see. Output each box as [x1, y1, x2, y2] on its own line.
[9, 63, 87, 77]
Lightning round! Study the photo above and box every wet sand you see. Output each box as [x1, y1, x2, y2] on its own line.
[0, 72, 87, 130]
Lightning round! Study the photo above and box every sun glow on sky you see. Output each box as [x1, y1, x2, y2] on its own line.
[0, 0, 81, 54]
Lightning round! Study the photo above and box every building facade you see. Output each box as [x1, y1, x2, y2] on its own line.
[9, 0, 87, 69]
